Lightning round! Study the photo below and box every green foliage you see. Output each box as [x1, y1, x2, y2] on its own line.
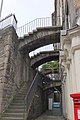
[41, 61, 59, 73]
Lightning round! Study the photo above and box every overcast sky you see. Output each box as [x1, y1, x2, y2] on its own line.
[0, 0, 54, 27]
[0, 0, 54, 56]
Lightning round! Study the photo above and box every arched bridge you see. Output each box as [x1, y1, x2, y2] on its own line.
[43, 80, 61, 90]
[30, 51, 59, 68]
[19, 26, 62, 52]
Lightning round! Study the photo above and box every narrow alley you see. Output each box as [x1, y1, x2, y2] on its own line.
[36, 109, 64, 120]
[1, 0, 80, 119]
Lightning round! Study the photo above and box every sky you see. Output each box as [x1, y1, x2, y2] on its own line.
[0, 0, 54, 57]
[0, 0, 54, 27]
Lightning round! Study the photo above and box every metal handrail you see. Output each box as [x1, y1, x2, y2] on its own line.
[0, 14, 17, 30]
[0, 15, 62, 37]
[17, 16, 62, 37]
[17, 17, 52, 37]
[23, 72, 39, 120]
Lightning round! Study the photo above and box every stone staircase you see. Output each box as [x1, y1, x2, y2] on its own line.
[0, 82, 31, 120]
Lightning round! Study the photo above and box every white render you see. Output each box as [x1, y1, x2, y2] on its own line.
[60, 26, 80, 120]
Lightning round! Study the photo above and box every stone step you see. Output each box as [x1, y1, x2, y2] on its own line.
[13, 100, 24, 103]
[6, 108, 24, 113]
[14, 97, 24, 100]
[19, 89, 27, 91]
[13, 97, 25, 101]
[28, 32, 33, 36]
[9, 105, 24, 109]
[16, 94, 26, 97]
[11, 103, 24, 106]
[19, 88, 27, 90]
[33, 29, 37, 33]
[1, 116, 23, 120]
[3, 113, 24, 117]
[18, 90, 27, 93]
[12, 101, 24, 104]
[14, 97, 25, 100]
[15, 94, 25, 97]
[18, 91, 26, 94]
[18, 92, 26, 94]
[15, 94, 25, 96]
[14, 98, 25, 100]
[0, 81, 32, 120]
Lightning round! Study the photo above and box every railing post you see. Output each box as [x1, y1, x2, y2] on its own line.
[23, 72, 39, 120]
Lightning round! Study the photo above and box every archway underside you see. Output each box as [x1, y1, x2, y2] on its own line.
[19, 32, 60, 53]
[31, 54, 59, 69]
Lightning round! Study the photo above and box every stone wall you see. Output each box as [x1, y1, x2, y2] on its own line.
[0, 26, 22, 114]
[27, 86, 47, 120]
[62, 0, 76, 28]
[54, 0, 62, 26]
[67, 0, 77, 27]
[0, 26, 40, 116]
[62, 0, 80, 28]
[74, 0, 80, 9]
[23, 53, 36, 83]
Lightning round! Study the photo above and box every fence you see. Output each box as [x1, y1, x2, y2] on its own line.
[17, 17, 52, 37]
[0, 14, 17, 30]
[0, 14, 62, 37]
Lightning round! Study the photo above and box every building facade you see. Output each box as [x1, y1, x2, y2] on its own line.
[59, 0, 80, 119]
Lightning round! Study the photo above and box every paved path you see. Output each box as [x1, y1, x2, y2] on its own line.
[36, 109, 64, 120]
[36, 115, 64, 120]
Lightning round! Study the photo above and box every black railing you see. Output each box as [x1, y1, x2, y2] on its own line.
[23, 72, 42, 120]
